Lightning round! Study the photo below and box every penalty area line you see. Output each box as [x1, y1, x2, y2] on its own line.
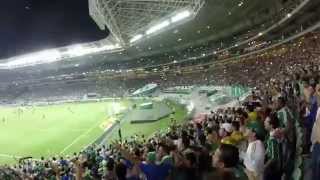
[0, 153, 22, 159]
[59, 121, 101, 155]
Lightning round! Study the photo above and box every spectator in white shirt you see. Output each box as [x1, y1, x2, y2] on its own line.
[242, 122, 266, 180]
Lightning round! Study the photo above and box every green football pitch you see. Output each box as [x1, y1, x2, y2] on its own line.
[0, 99, 187, 165]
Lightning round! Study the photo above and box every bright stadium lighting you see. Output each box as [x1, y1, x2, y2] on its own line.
[0, 43, 123, 69]
[110, 102, 126, 115]
[67, 43, 121, 56]
[0, 64, 6, 69]
[6, 50, 61, 68]
[146, 20, 170, 35]
[92, 44, 120, 52]
[171, 10, 191, 23]
[67, 45, 92, 56]
[130, 34, 143, 43]
[105, 43, 121, 50]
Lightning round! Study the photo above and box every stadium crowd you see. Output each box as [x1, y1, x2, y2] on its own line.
[0, 32, 320, 180]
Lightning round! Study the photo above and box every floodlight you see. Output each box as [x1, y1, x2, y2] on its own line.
[0, 42, 122, 69]
[130, 34, 143, 43]
[67, 43, 120, 57]
[146, 20, 170, 35]
[104, 43, 121, 50]
[67, 45, 92, 56]
[89, 0, 205, 44]
[6, 50, 61, 68]
[171, 10, 191, 23]
[91, 43, 122, 53]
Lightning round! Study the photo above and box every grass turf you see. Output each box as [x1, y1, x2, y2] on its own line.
[0, 99, 187, 165]
[107, 101, 188, 142]
[0, 100, 131, 165]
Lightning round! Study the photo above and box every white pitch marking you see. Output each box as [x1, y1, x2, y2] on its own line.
[36, 129, 87, 132]
[0, 153, 22, 159]
[59, 121, 101, 154]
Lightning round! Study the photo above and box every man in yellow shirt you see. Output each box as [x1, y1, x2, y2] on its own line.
[220, 123, 235, 145]
[230, 121, 245, 144]
[247, 104, 258, 122]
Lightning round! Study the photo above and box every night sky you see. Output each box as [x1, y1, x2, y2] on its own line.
[0, 0, 109, 59]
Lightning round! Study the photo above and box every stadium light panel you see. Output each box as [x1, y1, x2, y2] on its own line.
[0, 42, 123, 69]
[92, 44, 117, 52]
[130, 34, 143, 43]
[95, 43, 121, 51]
[171, 10, 191, 23]
[68, 43, 121, 56]
[146, 20, 170, 35]
[6, 50, 61, 68]
[67, 45, 92, 56]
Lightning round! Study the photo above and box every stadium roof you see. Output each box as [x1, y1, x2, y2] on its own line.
[89, 0, 205, 45]
[1, 0, 320, 80]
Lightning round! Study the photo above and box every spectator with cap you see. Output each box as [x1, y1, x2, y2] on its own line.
[242, 122, 265, 180]
[220, 123, 235, 145]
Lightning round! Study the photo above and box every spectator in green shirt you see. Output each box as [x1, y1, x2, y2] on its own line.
[264, 114, 282, 180]
[275, 97, 296, 180]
